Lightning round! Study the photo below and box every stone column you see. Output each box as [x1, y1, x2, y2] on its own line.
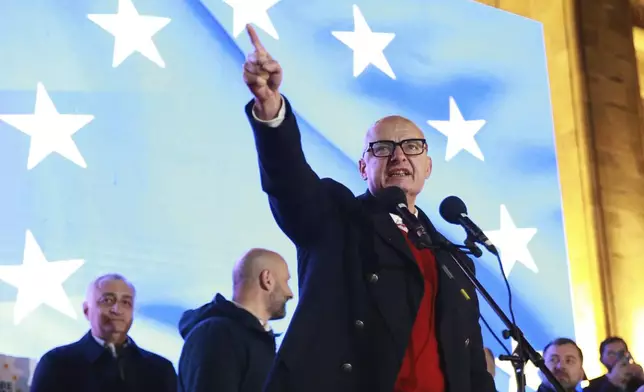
[576, 0, 644, 361]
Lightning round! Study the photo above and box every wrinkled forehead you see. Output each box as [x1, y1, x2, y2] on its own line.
[366, 116, 424, 142]
[93, 279, 135, 299]
[546, 344, 581, 360]
[604, 341, 627, 353]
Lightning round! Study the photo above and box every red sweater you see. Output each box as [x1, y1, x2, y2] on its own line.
[394, 229, 445, 392]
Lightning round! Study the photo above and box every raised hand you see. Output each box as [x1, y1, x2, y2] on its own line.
[243, 24, 283, 120]
[628, 363, 644, 380]
[608, 358, 631, 388]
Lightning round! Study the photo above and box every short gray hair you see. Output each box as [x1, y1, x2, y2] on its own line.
[86, 273, 136, 299]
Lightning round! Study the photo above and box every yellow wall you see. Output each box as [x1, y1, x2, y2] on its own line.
[475, 0, 607, 377]
[629, 25, 644, 369]
[635, 28, 644, 98]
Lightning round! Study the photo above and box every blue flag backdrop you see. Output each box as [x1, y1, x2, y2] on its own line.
[0, 0, 574, 391]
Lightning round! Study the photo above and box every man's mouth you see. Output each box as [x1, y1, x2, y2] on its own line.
[554, 371, 569, 380]
[387, 168, 411, 177]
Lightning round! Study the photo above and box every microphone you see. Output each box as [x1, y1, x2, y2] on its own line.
[375, 186, 436, 249]
[439, 196, 498, 256]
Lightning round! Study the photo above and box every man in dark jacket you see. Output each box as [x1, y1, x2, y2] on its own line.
[177, 248, 293, 392]
[536, 338, 585, 392]
[30, 273, 177, 392]
[585, 337, 644, 392]
[242, 25, 496, 392]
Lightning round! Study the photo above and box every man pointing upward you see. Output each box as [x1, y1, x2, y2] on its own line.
[243, 24, 495, 392]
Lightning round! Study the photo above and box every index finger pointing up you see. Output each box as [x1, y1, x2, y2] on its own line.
[246, 24, 266, 53]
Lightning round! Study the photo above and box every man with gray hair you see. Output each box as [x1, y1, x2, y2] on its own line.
[177, 248, 293, 392]
[30, 273, 177, 392]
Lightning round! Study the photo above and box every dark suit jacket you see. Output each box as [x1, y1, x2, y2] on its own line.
[246, 97, 496, 392]
[30, 331, 177, 392]
[585, 374, 644, 392]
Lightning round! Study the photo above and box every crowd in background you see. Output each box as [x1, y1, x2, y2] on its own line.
[484, 337, 644, 392]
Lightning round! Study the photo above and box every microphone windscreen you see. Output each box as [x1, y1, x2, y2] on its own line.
[439, 196, 468, 224]
[374, 186, 407, 210]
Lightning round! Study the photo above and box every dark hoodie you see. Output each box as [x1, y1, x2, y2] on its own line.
[177, 294, 277, 392]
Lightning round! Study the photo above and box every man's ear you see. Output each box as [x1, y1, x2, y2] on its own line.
[425, 156, 432, 179]
[358, 159, 367, 180]
[259, 269, 272, 291]
[82, 301, 90, 320]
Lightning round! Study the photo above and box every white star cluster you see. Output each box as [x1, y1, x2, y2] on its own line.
[88, 0, 171, 68]
[332, 5, 396, 79]
[0, 83, 94, 170]
[485, 205, 539, 278]
[225, 0, 281, 40]
[0, 231, 84, 325]
[0, 0, 557, 378]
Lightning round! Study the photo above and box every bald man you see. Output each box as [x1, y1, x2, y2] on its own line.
[31, 274, 177, 392]
[177, 248, 293, 392]
[242, 25, 495, 392]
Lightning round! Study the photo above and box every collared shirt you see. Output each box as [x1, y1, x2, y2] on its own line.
[390, 209, 418, 232]
[92, 334, 130, 358]
[231, 301, 273, 332]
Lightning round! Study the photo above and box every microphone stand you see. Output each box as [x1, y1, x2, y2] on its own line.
[499, 338, 528, 392]
[464, 233, 483, 258]
[406, 229, 565, 392]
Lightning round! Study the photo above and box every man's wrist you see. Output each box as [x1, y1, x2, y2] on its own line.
[251, 95, 286, 128]
[253, 97, 282, 121]
[607, 374, 626, 388]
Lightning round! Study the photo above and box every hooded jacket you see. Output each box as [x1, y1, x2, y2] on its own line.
[177, 293, 277, 392]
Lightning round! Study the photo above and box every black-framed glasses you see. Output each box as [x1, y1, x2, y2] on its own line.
[365, 139, 427, 157]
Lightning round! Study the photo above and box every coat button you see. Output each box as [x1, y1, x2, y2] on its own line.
[354, 320, 364, 329]
[341, 363, 353, 372]
[368, 273, 379, 283]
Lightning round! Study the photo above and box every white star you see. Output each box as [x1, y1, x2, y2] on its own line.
[495, 339, 543, 392]
[427, 97, 486, 161]
[331, 4, 396, 79]
[484, 205, 538, 277]
[224, 0, 281, 40]
[0, 83, 94, 170]
[88, 0, 171, 68]
[0, 231, 85, 325]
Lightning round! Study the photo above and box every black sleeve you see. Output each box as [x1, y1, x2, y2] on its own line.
[30, 351, 63, 392]
[246, 97, 337, 247]
[178, 320, 244, 392]
[161, 358, 178, 392]
[468, 291, 497, 391]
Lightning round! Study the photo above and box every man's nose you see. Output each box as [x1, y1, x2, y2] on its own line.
[109, 303, 123, 314]
[390, 145, 407, 161]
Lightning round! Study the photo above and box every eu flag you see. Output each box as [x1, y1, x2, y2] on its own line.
[0, 0, 572, 390]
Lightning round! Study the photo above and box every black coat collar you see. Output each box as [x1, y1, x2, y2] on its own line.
[79, 331, 141, 363]
[356, 189, 439, 265]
